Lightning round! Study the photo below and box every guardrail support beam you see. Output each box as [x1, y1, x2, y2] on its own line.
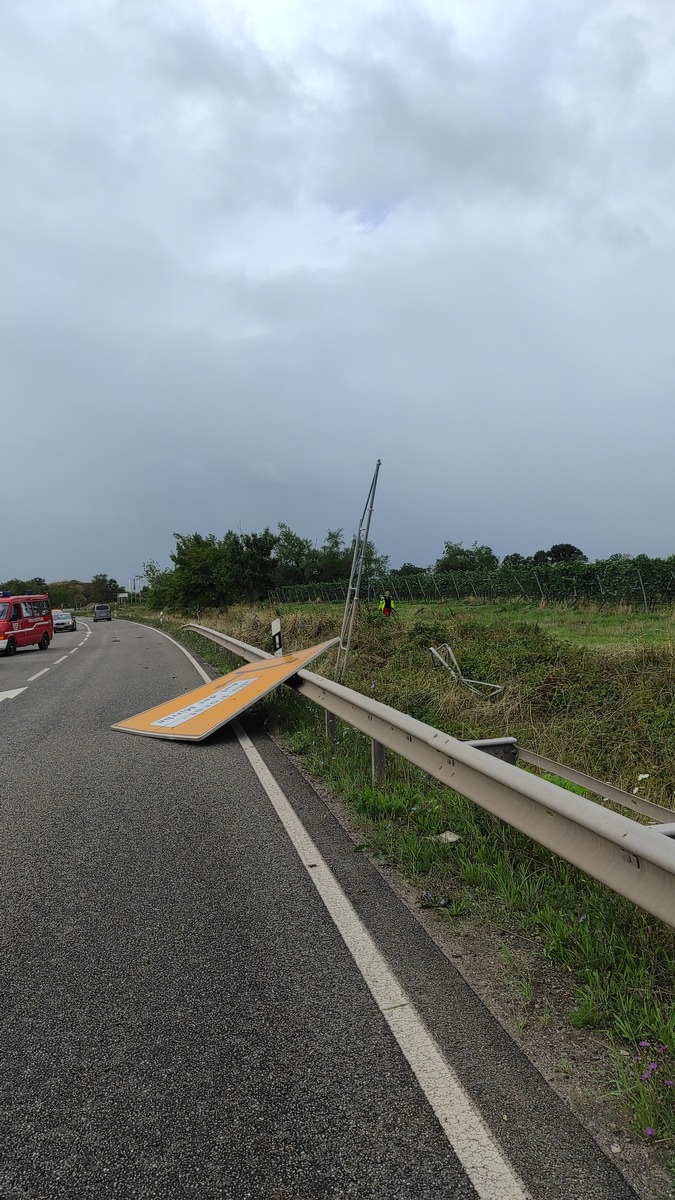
[371, 740, 386, 788]
[467, 738, 519, 766]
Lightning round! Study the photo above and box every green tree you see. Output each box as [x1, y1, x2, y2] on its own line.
[273, 524, 318, 586]
[1, 576, 47, 594]
[168, 532, 238, 609]
[547, 543, 587, 564]
[236, 528, 278, 600]
[89, 574, 120, 602]
[357, 538, 390, 582]
[501, 553, 530, 568]
[391, 562, 429, 575]
[315, 529, 353, 582]
[47, 580, 88, 608]
[435, 542, 499, 573]
[143, 560, 175, 610]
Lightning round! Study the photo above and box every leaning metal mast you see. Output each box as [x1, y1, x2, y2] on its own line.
[334, 459, 381, 681]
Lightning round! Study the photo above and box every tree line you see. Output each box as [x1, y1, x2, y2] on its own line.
[143, 526, 388, 611]
[140, 527, 675, 613]
[7, 534, 669, 614]
[0, 574, 120, 608]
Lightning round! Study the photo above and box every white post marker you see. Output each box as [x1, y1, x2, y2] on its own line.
[271, 618, 282, 656]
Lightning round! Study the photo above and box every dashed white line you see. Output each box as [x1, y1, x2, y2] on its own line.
[53, 655, 68, 665]
[69, 648, 79, 654]
[27, 668, 50, 681]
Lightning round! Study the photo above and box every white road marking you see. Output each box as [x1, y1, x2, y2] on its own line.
[27, 669, 50, 681]
[147, 627, 212, 682]
[234, 723, 530, 1200]
[147, 625, 530, 1197]
[69, 648, 78, 654]
[0, 687, 27, 702]
[53, 655, 68, 665]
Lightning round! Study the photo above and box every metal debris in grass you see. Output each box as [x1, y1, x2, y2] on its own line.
[429, 643, 505, 698]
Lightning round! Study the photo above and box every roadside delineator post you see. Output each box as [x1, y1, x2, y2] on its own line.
[271, 618, 282, 656]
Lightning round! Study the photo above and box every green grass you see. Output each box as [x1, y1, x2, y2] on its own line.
[442, 598, 675, 650]
[120, 600, 675, 1157]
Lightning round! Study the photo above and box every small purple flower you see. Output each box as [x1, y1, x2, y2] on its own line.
[665, 1080, 674, 1088]
[644, 1128, 654, 1138]
[639, 1040, 651, 1048]
[648, 1063, 658, 1071]
[641, 1072, 652, 1081]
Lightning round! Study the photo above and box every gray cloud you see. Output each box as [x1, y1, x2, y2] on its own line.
[1, 0, 674, 584]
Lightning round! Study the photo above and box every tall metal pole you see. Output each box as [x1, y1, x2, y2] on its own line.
[334, 459, 381, 681]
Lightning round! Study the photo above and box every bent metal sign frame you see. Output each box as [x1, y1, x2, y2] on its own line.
[112, 639, 338, 742]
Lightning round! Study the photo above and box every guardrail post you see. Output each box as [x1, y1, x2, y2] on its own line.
[371, 739, 386, 787]
[325, 711, 336, 742]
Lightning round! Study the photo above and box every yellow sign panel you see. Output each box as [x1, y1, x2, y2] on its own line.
[112, 639, 338, 742]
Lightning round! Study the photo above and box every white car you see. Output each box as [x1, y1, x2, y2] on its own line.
[52, 609, 77, 632]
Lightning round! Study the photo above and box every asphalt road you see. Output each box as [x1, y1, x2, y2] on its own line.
[0, 620, 640, 1199]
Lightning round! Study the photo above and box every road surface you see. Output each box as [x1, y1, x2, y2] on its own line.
[0, 619, 640, 1199]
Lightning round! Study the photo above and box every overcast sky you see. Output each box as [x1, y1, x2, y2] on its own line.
[3, 0, 674, 584]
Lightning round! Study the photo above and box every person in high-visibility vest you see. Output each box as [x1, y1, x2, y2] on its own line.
[379, 591, 394, 616]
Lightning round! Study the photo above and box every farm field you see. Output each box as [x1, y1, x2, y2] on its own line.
[445, 599, 675, 651]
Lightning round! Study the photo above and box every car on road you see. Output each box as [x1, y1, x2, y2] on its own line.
[92, 603, 112, 622]
[52, 609, 77, 632]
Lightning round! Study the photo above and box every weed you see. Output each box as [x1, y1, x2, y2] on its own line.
[539, 1001, 553, 1030]
[612, 1042, 675, 1145]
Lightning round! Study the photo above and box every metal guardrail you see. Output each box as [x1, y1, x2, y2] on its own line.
[184, 624, 675, 930]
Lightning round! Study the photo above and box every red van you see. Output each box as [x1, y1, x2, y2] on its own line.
[0, 593, 53, 656]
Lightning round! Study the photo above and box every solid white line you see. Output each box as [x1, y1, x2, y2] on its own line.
[27, 668, 50, 681]
[151, 624, 529, 1194]
[53, 656, 68, 665]
[234, 722, 530, 1200]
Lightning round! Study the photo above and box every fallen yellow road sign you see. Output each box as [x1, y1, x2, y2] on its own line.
[112, 639, 338, 741]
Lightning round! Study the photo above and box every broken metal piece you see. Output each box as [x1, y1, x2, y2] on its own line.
[430, 644, 505, 699]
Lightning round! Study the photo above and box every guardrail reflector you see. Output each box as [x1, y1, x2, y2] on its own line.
[112, 639, 338, 741]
